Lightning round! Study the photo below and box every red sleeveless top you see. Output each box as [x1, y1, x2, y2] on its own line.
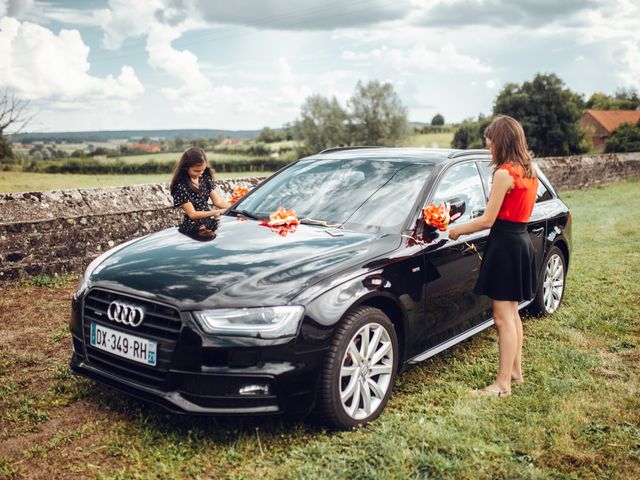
[496, 162, 538, 223]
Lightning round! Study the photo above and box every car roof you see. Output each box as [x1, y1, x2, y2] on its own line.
[303, 147, 492, 165]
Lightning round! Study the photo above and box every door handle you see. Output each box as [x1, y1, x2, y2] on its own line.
[530, 226, 544, 236]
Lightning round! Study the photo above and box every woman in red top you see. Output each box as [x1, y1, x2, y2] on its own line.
[449, 115, 538, 397]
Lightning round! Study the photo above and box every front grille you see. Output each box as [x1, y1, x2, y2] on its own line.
[82, 288, 182, 388]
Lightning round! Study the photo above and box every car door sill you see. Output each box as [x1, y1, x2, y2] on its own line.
[406, 299, 532, 366]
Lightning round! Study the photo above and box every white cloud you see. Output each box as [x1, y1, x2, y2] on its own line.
[273, 56, 313, 108]
[342, 44, 492, 74]
[94, 0, 164, 50]
[0, 17, 144, 103]
[0, 0, 34, 18]
[486, 79, 496, 88]
[145, 22, 210, 92]
[617, 39, 640, 88]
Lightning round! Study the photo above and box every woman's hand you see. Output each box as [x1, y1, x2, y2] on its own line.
[448, 227, 461, 241]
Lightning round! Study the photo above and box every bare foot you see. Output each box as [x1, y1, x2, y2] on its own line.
[470, 383, 512, 397]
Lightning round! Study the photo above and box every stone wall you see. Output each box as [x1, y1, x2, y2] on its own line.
[1, 152, 639, 284]
[0, 178, 261, 283]
[535, 152, 640, 192]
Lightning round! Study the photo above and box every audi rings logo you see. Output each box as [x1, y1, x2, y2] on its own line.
[107, 301, 145, 327]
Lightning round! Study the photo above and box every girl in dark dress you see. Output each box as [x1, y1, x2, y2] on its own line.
[169, 147, 230, 240]
[449, 116, 539, 397]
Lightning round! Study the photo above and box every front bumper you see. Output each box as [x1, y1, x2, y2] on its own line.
[69, 287, 328, 416]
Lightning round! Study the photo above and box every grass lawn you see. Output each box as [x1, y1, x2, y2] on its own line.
[0, 171, 274, 193]
[401, 132, 455, 148]
[0, 179, 638, 479]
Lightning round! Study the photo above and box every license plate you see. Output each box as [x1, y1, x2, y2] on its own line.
[90, 323, 157, 366]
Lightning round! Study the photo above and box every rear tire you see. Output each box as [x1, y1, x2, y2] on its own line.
[313, 306, 398, 429]
[528, 246, 566, 316]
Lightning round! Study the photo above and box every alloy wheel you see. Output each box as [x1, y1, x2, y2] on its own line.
[543, 253, 564, 313]
[339, 322, 394, 420]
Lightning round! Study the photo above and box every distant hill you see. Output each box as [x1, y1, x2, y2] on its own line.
[12, 129, 262, 143]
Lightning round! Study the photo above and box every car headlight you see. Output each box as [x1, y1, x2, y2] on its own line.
[194, 306, 305, 338]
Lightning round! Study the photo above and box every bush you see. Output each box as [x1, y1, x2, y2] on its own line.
[605, 120, 640, 153]
[451, 116, 492, 149]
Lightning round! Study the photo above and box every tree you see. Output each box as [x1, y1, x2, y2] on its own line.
[604, 120, 640, 153]
[293, 94, 349, 155]
[431, 113, 445, 126]
[256, 127, 284, 143]
[0, 89, 36, 162]
[586, 88, 640, 110]
[493, 73, 588, 156]
[451, 115, 492, 149]
[348, 80, 408, 146]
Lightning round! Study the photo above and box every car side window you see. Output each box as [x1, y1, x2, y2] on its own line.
[431, 162, 486, 223]
[478, 161, 493, 200]
[480, 161, 553, 203]
[536, 181, 553, 203]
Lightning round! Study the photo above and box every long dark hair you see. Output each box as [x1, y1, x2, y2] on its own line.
[169, 147, 213, 194]
[484, 115, 536, 178]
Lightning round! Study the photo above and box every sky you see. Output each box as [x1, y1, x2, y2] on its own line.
[1, 0, 639, 133]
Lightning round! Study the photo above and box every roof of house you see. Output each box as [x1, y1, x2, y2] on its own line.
[583, 109, 640, 134]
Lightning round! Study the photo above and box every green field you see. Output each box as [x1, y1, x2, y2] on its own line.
[102, 152, 274, 164]
[0, 178, 638, 479]
[401, 132, 455, 148]
[0, 171, 274, 193]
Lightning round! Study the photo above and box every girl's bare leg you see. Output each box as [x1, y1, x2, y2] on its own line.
[512, 303, 524, 383]
[488, 299, 518, 392]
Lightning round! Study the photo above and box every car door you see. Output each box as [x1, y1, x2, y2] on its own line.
[477, 160, 547, 294]
[419, 161, 491, 350]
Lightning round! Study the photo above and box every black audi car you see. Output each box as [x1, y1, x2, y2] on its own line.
[69, 147, 571, 428]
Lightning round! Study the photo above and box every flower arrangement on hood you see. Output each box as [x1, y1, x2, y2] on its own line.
[229, 187, 249, 204]
[260, 207, 300, 237]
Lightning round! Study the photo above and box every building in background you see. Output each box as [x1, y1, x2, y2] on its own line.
[581, 109, 640, 152]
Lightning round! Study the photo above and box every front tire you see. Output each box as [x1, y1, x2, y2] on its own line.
[529, 245, 567, 316]
[314, 306, 398, 429]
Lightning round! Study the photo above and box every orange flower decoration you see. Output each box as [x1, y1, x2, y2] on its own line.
[260, 207, 300, 237]
[422, 202, 451, 231]
[229, 187, 249, 204]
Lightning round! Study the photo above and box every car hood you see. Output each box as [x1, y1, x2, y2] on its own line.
[88, 216, 400, 309]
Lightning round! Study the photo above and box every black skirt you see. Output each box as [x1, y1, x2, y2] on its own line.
[474, 219, 537, 302]
[178, 216, 219, 238]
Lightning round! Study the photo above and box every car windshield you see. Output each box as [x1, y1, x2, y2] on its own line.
[234, 158, 434, 233]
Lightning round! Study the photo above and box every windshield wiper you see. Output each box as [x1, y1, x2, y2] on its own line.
[228, 209, 262, 221]
[299, 218, 344, 228]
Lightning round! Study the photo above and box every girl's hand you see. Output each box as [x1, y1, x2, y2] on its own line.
[448, 227, 461, 241]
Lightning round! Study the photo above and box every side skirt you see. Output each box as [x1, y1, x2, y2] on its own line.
[406, 299, 532, 366]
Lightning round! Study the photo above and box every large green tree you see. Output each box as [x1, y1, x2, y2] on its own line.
[348, 80, 408, 146]
[431, 113, 445, 126]
[604, 120, 640, 153]
[493, 73, 588, 156]
[293, 94, 349, 155]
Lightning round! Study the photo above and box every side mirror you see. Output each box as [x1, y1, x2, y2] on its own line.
[448, 197, 466, 223]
